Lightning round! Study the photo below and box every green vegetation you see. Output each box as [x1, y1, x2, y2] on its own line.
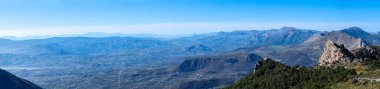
[225, 46, 380, 89]
[362, 59, 380, 70]
[332, 45, 380, 89]
[224, 59, 356, 89]
[353, 46, 380, 70]
[360, 69, 380, 78]
[331, 79, 380, 89]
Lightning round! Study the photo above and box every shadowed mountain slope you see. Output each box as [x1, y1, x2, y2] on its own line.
[0, 69, 41, 89]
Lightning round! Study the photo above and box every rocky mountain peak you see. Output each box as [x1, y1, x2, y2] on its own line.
[343, 27, 363, 31]
[339, 27, 367, 36]
[319, 40, 355, 67]
[301, 30, 369, 51]
[338, 27, 380, 44]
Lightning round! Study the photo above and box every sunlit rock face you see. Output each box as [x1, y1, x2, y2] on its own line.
[319, 40, 355, 67]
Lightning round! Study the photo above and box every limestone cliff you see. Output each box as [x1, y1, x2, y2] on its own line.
[319, 40, 355, 66]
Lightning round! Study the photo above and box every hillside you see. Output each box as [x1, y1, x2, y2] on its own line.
[255, 27, 377, 66]
[0, 27, 320, 88]
[170, 27, 318, 51]
[225, 58, 356, 89]
[0, 69, 41, 89]
[226, 41, 380, 89]
[1, 27, 379, 89]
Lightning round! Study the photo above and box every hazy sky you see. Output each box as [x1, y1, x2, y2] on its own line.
[0, 0, 380, 37]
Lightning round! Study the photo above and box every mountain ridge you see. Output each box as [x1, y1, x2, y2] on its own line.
[1, 27, 379, 89]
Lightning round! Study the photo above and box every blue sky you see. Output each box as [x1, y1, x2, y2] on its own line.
[0, 0, 380, 36]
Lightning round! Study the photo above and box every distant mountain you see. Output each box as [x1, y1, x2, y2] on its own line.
[0, 32, 189, 40]
[0, 37, 185, 68]
[60, 32, 188, 39]
[0, 27, 319, 56]
[185, 44, 212, 54]
[2, 27, 379, 89]
[247, 27, 379, 67]
[171, 27, 319, 51]
[301, 27, 378, 50]
[0, 69, 41, 89]
[339, 27, 380, 44]
[302, 31, 367, 50]
[0, 27, 320, 68]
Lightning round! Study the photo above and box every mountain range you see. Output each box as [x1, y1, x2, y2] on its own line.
[0, 27, 379, 89]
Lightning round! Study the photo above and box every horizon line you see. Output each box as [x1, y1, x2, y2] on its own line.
[0, 22, 379, 37]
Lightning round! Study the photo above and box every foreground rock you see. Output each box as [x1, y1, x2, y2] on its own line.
[319, 40, 356, 66]
[0, 69, 42, 89]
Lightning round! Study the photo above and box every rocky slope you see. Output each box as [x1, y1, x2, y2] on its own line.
[339, 27, 380, 44]
[225, 42, 380, 89]
[176, 52, 263, 89]
[319, 40, 356, 66]
[302, 30, 367, 51]
[0, 69, 41, 89]
[352, 45, 380, 60]
[253, 27, 373, 66]
[318, 40, 380, 67]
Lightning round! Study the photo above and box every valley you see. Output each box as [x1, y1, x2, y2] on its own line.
[1, 0, 379, 88]
[0, 27, 379, 89]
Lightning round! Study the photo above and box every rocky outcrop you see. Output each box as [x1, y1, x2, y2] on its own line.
[352, 46, 380, 60]
[319, 40, 356, 66]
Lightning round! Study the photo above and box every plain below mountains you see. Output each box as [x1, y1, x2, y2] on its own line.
[0, 27, 379, 89]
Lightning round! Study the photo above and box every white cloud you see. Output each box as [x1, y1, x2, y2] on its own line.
[0, 22, 379, 37]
